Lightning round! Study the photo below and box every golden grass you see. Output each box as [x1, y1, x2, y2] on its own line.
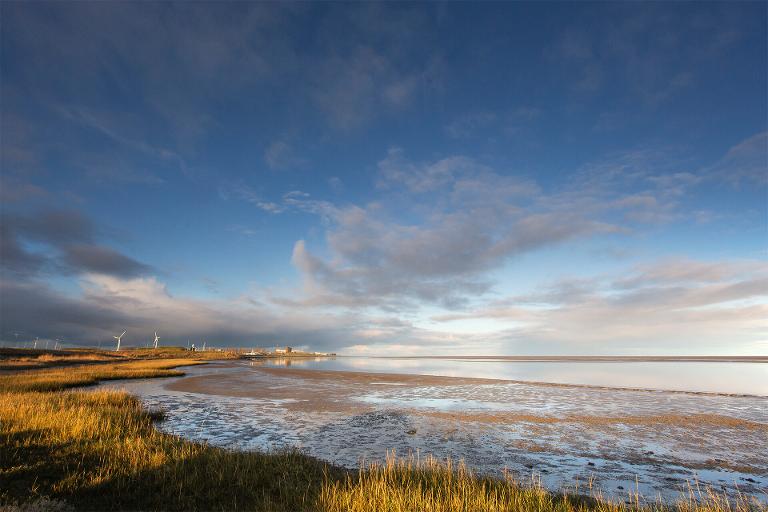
[0, 346, 240, 366]
[1, 356, 765, 511]
[0, 359, 206, 393]
[319, 455, 765, 512]
[0, 388, 330, 511]
[0, 359, 332, 511]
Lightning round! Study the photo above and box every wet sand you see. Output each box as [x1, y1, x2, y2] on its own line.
[169, 364, 767, 398]
[107, 362, 768, 503]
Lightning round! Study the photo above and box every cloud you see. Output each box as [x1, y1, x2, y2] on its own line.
[230, 144, 761, 315]
[306, 4, 440, 129]
[264, 140, 306, 170]
[1, 209, 152, 279]
[705, 131, 767, 185]
[0, 177, 48, 203]
[308, 47, 414, 129]
[0, 272, 438, 352]
[432, 258, 768, 352]
[553, 30, 603, 93]
[376, 148, 538, 197]
[62, 245, 152, 278]
[0, 223, 47, 276]
[550, 5, 754, 104]
[248, 150, 618, 311]
[444, 111, 497, 139]
[226, 136, 763, 321]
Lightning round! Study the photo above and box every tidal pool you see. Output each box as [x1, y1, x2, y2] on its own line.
[101, 360, 768, 504]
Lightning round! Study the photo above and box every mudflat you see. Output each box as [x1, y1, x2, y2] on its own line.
[145, 361, 768, 501]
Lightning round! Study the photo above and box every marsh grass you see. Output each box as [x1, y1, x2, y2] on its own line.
[0, 359, 206, 393]
[0, 359, 332, 511]
[1, 358, 765, 511]
[319, 455, 765, 512]
[0, 347, 240, 371]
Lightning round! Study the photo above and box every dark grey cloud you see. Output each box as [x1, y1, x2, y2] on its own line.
[62, 245, 152, 278]
[0, 279, 131, 342]
[1, 209, 152, 279]
[0, 275, 424, 351]
[0, 223, 46, 276]
[0, 177, 48, 203]
[10, 209, 93, 245]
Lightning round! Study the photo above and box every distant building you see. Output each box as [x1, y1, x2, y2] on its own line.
[275, 346, 293, 354]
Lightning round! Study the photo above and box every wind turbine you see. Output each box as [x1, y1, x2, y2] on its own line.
[153, 332, 160, 349]
[114, 330, 126, 351]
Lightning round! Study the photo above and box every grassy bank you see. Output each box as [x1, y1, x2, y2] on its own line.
[0, 359, 206, 393]
[0, 347, 240, 372]
[1, 359, 332, 511]
[1, 357, 764, 512]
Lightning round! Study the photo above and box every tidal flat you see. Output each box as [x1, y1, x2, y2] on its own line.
[101, 358, 768, 504]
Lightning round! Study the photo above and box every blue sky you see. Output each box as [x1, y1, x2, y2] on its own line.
[1, 2, 766, 354]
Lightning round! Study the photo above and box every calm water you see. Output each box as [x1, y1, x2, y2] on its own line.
[250, 357, 768, 396]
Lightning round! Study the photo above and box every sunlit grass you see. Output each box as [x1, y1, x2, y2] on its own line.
[319, 455, 765, 512]
[0, 359, 205, 393]
[0, 360, 331, 511]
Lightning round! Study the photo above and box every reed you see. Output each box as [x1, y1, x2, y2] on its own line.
[318, 454, 765, 512]
[0, 360, 331, 511]
[0, 359, 205, 393]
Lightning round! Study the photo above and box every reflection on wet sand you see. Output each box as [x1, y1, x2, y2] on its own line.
[103, 361, 768, 504]
[246, 357, 336, 368]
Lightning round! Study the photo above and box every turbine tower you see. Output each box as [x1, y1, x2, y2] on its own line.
[153, 331, 160, 349]
[114, 330, 126, 351]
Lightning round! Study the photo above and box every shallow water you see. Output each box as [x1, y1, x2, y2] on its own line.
[101, 360, 768, 504]
[250, 356, 768, 395]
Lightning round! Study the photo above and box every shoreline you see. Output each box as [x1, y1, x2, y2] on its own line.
[176, 362, 768, 398]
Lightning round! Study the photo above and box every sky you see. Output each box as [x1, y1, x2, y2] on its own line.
[1, 2, 766, 355]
